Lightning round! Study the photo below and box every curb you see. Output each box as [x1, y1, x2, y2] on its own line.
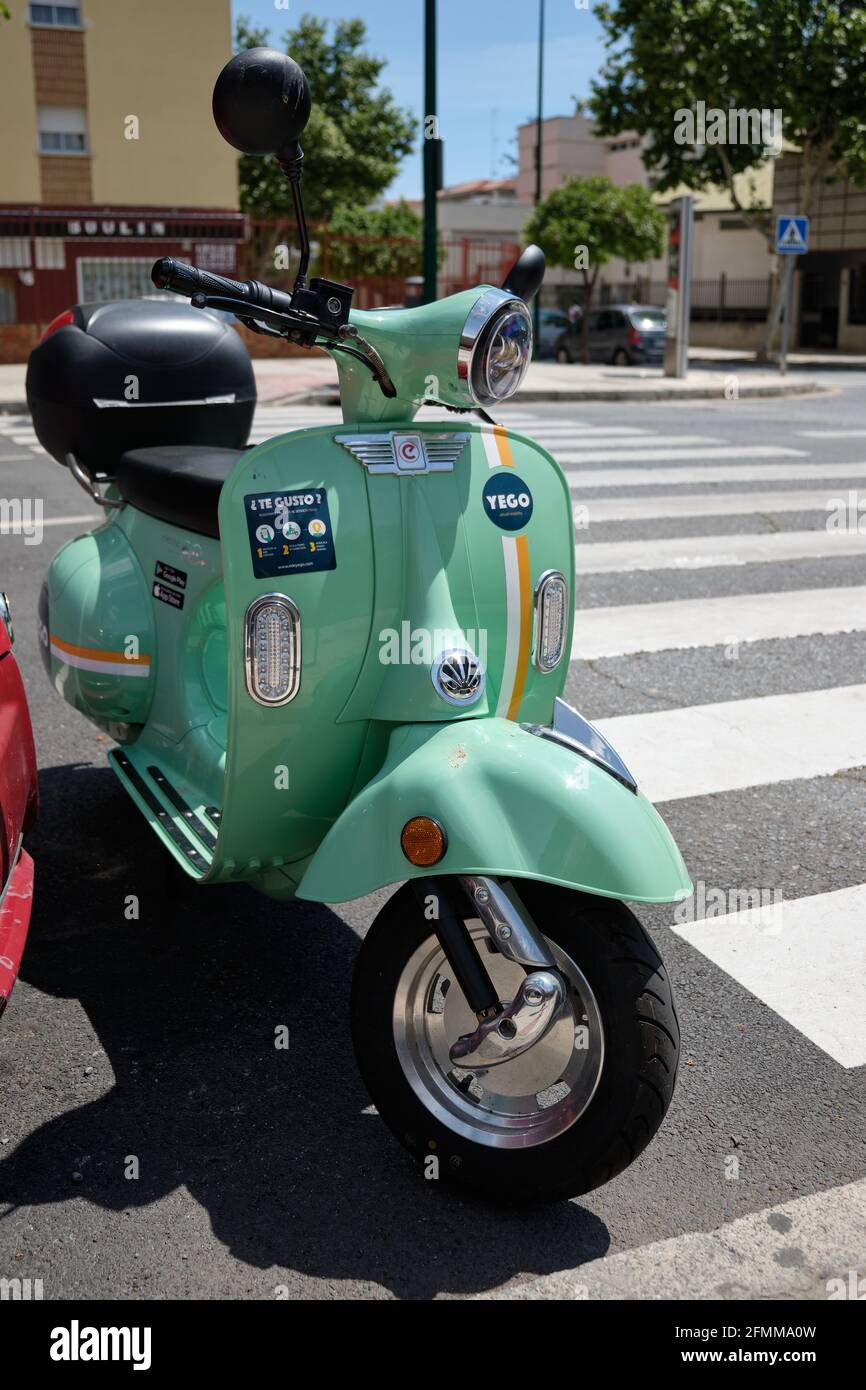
[0, 380, 828, 415]
[273, 381, 827, 408]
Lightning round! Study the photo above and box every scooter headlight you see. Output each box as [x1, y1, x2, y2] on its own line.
[458, 290, 532, 405]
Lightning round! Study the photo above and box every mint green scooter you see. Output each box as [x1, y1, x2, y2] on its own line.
[31, 49, 691, 1202]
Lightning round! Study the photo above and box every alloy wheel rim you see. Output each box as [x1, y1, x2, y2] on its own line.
[392, 922, 605, 1150]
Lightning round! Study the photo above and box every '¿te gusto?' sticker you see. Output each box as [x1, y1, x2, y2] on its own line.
[244, 488, 337, 579]
[482, 473, 533, 531]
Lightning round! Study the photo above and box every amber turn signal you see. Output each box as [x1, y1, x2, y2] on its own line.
[400, 816, 447, 866]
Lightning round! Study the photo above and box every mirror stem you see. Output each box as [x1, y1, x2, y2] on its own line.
[278, 151, 310, 290]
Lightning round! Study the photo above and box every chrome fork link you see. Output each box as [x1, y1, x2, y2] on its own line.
[451, 875, 568, 1071]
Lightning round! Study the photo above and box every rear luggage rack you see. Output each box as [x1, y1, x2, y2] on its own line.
[109, 750, 219, 879]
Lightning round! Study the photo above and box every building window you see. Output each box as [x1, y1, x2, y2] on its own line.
[77, 258, 172, 304]
[849, 264, 866, 326]
[29, 4, 82, 25]
[37, 106, 89, 156]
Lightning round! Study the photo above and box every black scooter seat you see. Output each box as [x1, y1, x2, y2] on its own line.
[116, 445, 245, 539]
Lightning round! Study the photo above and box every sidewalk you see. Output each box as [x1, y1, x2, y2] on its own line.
[0, 350, 840, 413]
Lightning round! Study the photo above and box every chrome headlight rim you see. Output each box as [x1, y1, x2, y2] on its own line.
[457, 288, 533, 406]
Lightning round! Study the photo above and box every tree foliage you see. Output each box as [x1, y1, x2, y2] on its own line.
[523, 176, 666, 360]
[234, 13, 416, 223]
[325, 201, 426, 280]
[589, 0, 866, 351]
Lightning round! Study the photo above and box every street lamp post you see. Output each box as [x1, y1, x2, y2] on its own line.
[422, 0, 440, 304]
[533, 0, 545, 355]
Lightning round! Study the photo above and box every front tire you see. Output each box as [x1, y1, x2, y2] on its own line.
[350, 880, 679, 1203]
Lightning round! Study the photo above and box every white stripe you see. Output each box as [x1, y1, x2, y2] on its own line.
[583, 487, 850, 522]
[0, 453, 39, 462]
[477, 1177, 866, 1300]
[495, 537, 522, 718]
[574, 529, 866, 573]
[572, 585, 866, 659]
[480, 428, 503, 472]
[51, 644, 151, 677]
[596, 683, 866, 801]
[1, 515, 98, 532]
[558, 444, 807, 465]
[567, 460, 866, 488]
[798, 429, 866, 438]
[513, 425, 657, 438]
[671, 885, 866, 1067]
[555, 434, 722, 457]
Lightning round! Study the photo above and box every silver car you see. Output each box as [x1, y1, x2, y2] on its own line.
[554, 303, 667, 366]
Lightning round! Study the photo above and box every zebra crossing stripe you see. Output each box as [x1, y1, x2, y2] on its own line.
[595, 683, 866, 801]
[671, 884, 866, 1067]
[475, 1176, 866, 1299]
[567, 461, 866, 488]
[558, 444, 807, 465]
[574, 529, 866, 573]
[571, 586, 866, 659]
[583, 487, 854, 522]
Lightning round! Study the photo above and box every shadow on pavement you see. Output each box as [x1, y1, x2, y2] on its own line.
[0, 762, 610, 1299]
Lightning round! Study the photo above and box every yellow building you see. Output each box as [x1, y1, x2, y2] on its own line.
[0, 0, 242, 350]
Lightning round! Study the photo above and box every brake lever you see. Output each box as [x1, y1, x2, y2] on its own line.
[186, 290, 397, 398]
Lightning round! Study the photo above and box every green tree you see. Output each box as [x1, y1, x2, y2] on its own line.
[523, 176, 666, 362]
[234, 13, 416, 223]
[325, 201, 425, 281]
[590, 0, 866, 355]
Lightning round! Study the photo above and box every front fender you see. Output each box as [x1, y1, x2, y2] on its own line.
[296, 718, 691, 905]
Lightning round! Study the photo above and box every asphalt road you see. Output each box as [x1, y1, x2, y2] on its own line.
[1, 381, 865, 1299]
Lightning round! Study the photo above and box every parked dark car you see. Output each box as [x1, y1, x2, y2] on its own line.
[537, 307, 574, 358]
[554, 304, 667, 366]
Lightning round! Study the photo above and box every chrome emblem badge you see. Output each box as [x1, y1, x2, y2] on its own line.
[335, 431, 470, 475]
[432, 649, 486, 706]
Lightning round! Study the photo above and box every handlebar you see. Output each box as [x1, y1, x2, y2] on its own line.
[151, 257, 295, 316]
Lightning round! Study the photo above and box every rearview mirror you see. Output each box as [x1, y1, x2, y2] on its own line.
[212, 47, 312, 163]
[502, 245, 546, 304]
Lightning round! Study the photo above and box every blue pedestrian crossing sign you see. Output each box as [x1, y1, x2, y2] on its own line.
[775, 215, 809, 254]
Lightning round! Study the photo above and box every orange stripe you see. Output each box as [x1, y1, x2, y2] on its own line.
[50, 633, 150, 666]
[493, 426, 514, 468]
[506, 535, 532, 720]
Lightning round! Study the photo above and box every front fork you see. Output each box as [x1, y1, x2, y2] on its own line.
[409, 875, 567, 1069]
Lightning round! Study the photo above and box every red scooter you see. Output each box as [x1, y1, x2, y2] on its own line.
[0, 590, 38, 1017]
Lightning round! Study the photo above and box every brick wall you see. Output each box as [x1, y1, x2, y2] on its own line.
[32, 29, 88, 106]
[39, 156, 93, 204]
[0, 324, 41, 365]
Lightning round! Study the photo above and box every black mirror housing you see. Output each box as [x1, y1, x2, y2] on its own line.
[502, 245, 546, 304]
[212, 47, 312, 162]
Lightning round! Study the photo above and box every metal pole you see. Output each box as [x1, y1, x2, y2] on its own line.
[422, 0, 439, 304]
[780, 254, 794, 376]
[532, 0, 545, 355]
[676, 195, 694, 378]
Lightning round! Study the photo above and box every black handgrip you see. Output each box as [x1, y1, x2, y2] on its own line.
[151, 257, 294, 315]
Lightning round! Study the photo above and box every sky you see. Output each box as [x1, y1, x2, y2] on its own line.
[231, 0, 608, 198]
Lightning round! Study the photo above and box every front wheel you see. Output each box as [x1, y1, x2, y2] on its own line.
[350, 880, 679, 1202]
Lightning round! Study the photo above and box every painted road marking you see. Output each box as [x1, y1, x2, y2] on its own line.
[571, 585, 866, 659]
[567, 460, 866, 488]
[476, 1177, 866, 1299]
[595, 683, 866, 801]
[671, 884, 866, 1067]
[583, 487, 854, 522]
[574, 529, 866, 573]
[558, 443, 808, 465]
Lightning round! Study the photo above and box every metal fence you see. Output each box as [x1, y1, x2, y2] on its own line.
[596, 275, 773, 320]
[239, 219, 520, 307]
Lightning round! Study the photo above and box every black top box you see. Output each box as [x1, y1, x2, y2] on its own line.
[26, 298, 257, 479]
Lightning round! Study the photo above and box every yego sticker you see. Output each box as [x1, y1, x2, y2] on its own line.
[482, 473, 533, 531]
